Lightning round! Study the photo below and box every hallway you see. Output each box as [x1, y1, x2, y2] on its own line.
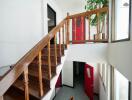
[54, 75, 99, 100]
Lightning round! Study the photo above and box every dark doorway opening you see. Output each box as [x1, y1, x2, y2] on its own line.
[47, 4, 56, 44]
[73, 61, 85, 87]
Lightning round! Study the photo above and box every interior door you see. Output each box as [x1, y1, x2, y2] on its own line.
[72, 16, 85, 44]
[84, 64, 94, 100]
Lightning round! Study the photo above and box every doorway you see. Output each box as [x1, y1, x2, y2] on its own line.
[73, 61, 85, 87]
[47, 4, 56, 44]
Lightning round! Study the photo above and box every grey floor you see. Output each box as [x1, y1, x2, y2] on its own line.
[54, 75, 99, 100]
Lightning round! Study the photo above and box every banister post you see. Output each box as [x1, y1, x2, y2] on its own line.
[65, 22, 68, 49]
[48, 41, 51, 79]
[38, 51, 44, 96]
[67, 13, 70, 44]
[96, 13, 99, 40]
[59, 30, 62, 57]
[62, 26, 65, 49]
[88, 16, 91, 40]
[106, 11, 109, 41]
[24, 67, 29, 100]
[54, 34, 57, 66]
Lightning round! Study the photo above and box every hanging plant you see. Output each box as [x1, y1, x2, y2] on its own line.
[85, 0, 108, 32]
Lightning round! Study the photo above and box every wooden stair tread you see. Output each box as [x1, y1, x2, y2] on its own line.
[32, 60, 57, 67]
[4, 87, 25, 100]
[13, 79, 40, 99]
[28, 67, 56, 80]
[29, 68, 49, 80]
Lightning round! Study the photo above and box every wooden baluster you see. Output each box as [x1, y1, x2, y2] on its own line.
[62, 25, 65, 49]
[48, 41, 51, 79]
[96, 13, 99, 40]
[88, 16, 91, 40]
[38, 51, 44, 96]
[67, 13, 70, 44]
[24, 68, 29, 100]
[0, 96, 3, 100]
[75, 18, 77, 42]
[59, 30, 61, 57]
[81, 16, 84, 41]
[54, 34, 57, 66]
[65, 22, 68, 49]
[106, 12, 109, 41]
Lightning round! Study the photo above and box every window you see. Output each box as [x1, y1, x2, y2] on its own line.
[112, 0, 131, 42]
[112, 67, 131, 100]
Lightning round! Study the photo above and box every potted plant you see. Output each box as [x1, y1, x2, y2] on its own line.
[85, 0, 108, 34]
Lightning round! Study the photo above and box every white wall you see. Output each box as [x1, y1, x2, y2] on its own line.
[43, 0, 63, 34]
[56, 0, 85, 17]
[99, 77, 107, 100]
[62, 43, 108, 93]
[0, 0, 63, 67]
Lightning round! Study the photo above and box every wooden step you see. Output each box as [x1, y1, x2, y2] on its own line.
[32, 58, 57, 67]
[12, 76, 50, 99]
[4, 87, 25, 100]
[42, 46, 64, 56]
[50, 44, 66, 49]
[29, 63, 56, 79]
[41, 56, 61, 65]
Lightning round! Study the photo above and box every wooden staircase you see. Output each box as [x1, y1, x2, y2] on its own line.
[3, 44, 66, 100]
[0, 7, 108, 100]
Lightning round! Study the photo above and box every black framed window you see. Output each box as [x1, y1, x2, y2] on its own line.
[111, 0, 131, 42]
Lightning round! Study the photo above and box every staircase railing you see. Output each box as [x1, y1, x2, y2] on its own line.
[67, 7, 109, 43]
[0, 7, 108, 100]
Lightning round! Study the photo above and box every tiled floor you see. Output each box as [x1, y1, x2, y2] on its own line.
[54, 76, 99, 100]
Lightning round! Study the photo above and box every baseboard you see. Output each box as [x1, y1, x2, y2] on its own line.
[62, 84, 74, 88]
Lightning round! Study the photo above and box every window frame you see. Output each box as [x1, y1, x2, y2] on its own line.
[111, 0, 131, 42]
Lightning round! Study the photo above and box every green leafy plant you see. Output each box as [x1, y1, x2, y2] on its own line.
[85, 0, 108, 32]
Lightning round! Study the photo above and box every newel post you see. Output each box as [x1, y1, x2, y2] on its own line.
[67, 12, 70, 44]
[24, 67, 29, 100]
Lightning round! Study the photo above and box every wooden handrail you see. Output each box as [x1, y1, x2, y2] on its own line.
[67, 7, 108, 19]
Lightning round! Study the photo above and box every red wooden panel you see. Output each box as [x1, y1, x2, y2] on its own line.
[84, 64, 94, 100]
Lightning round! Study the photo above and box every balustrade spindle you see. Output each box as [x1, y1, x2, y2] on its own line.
[59, 30, 61, 57]
[48, 41, 51, 79]
[88, 16, 91, 40]
[62, 26, 65, 48]
[67, 13, 70, 44]
[54, 34, 57, 65]
[24, 68, 29, 100]
[65, 22, 68, 48]
[75, 18, 77, 41]
[38, 51, 44, 96]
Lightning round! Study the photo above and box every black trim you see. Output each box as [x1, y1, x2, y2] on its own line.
[111, 0, 131, 43]
[129, 81, 131, 100]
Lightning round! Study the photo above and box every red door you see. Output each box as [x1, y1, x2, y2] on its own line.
[72, 17, 85, 44]
[84, 64, 94, 100]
